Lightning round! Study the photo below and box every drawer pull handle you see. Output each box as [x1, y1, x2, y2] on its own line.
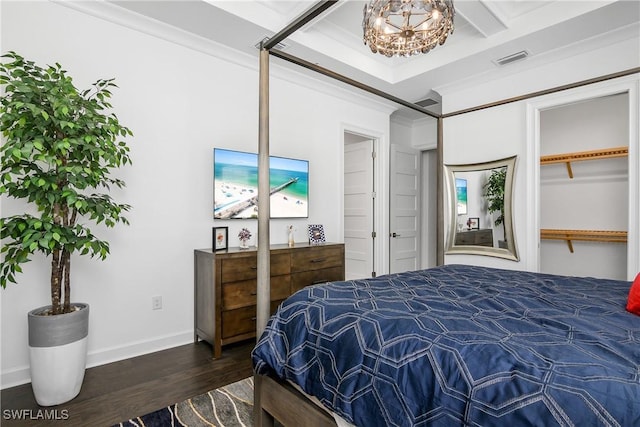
[251, 317, 257, 321]
[310, 258, 326, 263]
[250, 291, 257, 296]
[250, 266, 257, 270]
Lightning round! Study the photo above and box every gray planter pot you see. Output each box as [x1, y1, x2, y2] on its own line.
[28, 303, 89, 406]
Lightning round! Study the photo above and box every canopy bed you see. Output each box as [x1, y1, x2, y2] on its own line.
[251, 1, 640, 426]
[252, 264, 640, 426]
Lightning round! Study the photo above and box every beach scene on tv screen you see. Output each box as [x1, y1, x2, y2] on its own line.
[214, 148, 309, 219]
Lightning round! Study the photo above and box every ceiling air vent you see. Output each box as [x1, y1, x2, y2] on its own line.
[416, 98, 438, 108]
[254, 37, 287, 51]
[494, 50, 529, 66]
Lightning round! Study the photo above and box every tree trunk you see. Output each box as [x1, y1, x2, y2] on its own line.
[63, 249, 71, 313]
[50, 250, 63, 315]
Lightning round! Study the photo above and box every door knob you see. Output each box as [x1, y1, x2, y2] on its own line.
[391, 232, 401, 238]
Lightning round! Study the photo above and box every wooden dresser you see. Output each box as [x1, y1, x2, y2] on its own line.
[194, 242, 345, 358]
[455, 229, 494, 247]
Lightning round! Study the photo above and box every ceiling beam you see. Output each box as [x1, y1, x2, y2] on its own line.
[261, 0, 339, 50]
[455, 0, 507, 38]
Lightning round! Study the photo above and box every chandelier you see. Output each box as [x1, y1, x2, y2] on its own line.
[363, 0, 455, 57]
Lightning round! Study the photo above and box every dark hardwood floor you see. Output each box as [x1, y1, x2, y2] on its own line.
[1, 340, 254, 426]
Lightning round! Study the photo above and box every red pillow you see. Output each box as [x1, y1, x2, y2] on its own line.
[626, 273, 640, 315]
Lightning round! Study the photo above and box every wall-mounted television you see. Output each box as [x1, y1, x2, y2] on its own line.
[455, 178, 468, 215]
[214, 148, 309, 219]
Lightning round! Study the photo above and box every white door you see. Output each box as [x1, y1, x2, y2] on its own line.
[344, 139, 375, 279]
[389, 144, 421, 273]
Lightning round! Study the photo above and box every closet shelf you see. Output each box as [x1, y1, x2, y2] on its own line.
[540, 229, 628, 253]
[540, 146, 628, 178]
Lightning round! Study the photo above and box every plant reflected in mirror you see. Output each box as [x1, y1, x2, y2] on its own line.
[484, 167, 507, 246]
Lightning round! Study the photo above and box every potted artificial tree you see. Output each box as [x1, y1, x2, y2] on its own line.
[483, 167, 507, 248]
[0, 52, 132, 405]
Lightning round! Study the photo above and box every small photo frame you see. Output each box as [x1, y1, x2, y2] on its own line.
[213, 226, 228, 251]
[467, 217, 480, 230]
[308, 224, 326, 245]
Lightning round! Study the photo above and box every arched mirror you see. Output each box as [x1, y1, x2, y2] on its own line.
[444, 156, 519, 261]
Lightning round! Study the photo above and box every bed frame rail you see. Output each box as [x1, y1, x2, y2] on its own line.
[254, 375, 338, 427]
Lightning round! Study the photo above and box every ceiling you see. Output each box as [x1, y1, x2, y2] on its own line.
[110, 1, 639, 117]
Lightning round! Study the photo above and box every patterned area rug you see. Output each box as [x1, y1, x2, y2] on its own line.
[114, 377, 253, 427]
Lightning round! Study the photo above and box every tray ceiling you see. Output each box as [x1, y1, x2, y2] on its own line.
[109, 0, 639, 115]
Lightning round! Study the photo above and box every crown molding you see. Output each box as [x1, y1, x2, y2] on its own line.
[54, 0, 258, 72]
[53, 1, 395, 116]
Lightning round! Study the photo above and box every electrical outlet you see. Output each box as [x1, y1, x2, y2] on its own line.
[152, 296, 162, 310]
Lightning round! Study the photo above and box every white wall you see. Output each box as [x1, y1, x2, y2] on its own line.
[411, 118, 438, 150]
[443, 103, 529, 269]
[390, 116, 438, 151]
[0, 1, 392, 387]
[390, 117, 413, 148]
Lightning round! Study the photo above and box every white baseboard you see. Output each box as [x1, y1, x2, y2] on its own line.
[1, 331, 194, 389]
[1, 366, 31, 390]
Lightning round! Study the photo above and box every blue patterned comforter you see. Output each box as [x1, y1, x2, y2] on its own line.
[252, 264, 640, 426]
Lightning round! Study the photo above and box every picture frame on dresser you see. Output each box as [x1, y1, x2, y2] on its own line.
[213, 226, 228, 251]
[308, 224, 325, 244]
[467, 217, 479, 230]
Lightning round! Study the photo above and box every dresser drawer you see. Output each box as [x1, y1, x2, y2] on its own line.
[290, 266, 344, 293]
[220, 253, 290, 283]
[455, 229, 493, 247]
[222, 301, 282, 339]
[222, 275, 290, 310]
[291, 246, 343, 273]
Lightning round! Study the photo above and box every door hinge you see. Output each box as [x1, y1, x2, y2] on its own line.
[371, 271, 377, 277]
[371, 231, 376, 238]
[371, 151, 376, 159]
[371, 191, 376, 199]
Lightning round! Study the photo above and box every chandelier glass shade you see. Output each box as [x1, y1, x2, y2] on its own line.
[363, 0, 455, 57]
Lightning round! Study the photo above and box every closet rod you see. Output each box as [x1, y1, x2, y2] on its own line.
[540, 229, 628, 253]
[540, 146, 628, 178]
[540, 146, 628, 164]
